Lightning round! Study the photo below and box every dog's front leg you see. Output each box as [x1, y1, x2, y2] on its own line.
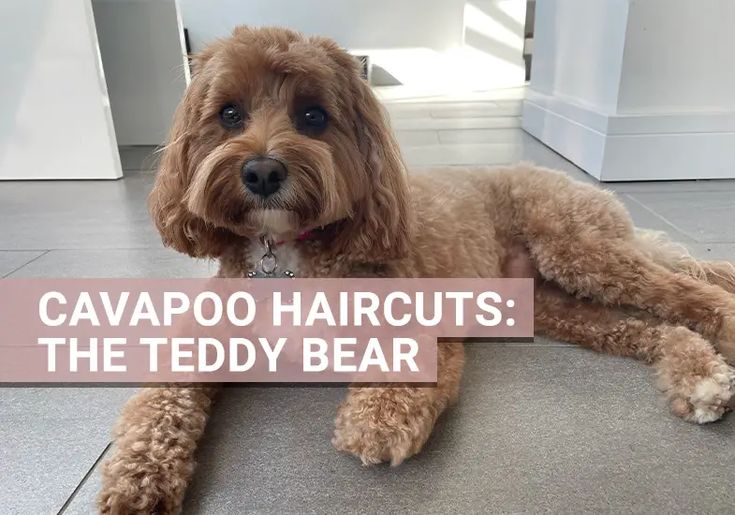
[98, 384, 218, 515]
[332, 342, 464, 465]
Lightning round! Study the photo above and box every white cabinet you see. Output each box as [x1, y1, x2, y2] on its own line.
[523, 0, 735, 181]
[93, 0, 189, 146]
[0, 0, 121, 180]
[0, 0, 189, 180]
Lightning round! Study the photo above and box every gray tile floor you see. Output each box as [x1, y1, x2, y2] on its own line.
[2, 97, 735, 514]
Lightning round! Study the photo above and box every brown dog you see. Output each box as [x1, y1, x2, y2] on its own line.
[99, 26, 735, 514]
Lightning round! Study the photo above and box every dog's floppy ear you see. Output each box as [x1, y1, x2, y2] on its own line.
[188, 43, 219, 77]
[332, 65, 413, 262]
[148, 88, 237, 258]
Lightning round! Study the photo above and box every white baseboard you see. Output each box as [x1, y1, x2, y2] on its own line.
[521, 92, 735, 181]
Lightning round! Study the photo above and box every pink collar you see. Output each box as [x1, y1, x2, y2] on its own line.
[274, 229, 314, 246]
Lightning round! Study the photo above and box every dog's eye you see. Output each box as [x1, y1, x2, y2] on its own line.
[304, 107, 327, 127]
[219, 104, 245, 129]
[298, 106, 328, 134]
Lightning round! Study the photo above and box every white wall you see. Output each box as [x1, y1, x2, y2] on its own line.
[178, 0, 527, 94]
[93, 0, 189, 146]
[0, 0, 121, 179]
[179, 0, 466, 52]
[461, 0, 528, 92]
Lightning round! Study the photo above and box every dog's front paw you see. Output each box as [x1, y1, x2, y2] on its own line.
[663, 363, 734, 424]
[98, 453, 189, 515]
[332, 387, 437, 466]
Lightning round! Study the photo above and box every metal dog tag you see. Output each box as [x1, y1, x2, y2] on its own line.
[247, 238, 295, 279]
[247, 269, 295, 279]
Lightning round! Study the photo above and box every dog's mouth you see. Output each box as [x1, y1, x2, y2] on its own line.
[246, 208, 300, 237]
[242, 176, 339, 235]
[243, 206, 346, 245]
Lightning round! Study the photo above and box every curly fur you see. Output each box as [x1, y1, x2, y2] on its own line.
[101, 26, 735, 514]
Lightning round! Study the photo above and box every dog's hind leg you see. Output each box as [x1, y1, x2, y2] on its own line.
[529, 233, 735, 363]
[332, 342, 464, 466]
[535, 284, 734, 423]
[505, 167, 735, 361]
[99, 384, 218, 514]
[634, 228, 735, 294]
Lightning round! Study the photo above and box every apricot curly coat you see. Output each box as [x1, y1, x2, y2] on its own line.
[99, 26, 735, 514]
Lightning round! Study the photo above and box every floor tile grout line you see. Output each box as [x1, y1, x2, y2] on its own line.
[57, 441, 113, 515]
[2, 250, 51, 278]
[611, 185, 735, 194]
[622, 194, 698, 243]
[0, 249, 52, 252]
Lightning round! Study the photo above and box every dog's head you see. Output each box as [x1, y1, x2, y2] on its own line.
[149, 26, 411, 261]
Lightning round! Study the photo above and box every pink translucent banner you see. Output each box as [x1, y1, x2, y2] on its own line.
[0, 278, 533, 383]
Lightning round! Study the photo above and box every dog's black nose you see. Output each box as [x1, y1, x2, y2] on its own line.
[241, 157, 287, 197]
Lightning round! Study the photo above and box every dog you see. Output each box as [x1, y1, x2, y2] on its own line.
[99, 26, 735, 514]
